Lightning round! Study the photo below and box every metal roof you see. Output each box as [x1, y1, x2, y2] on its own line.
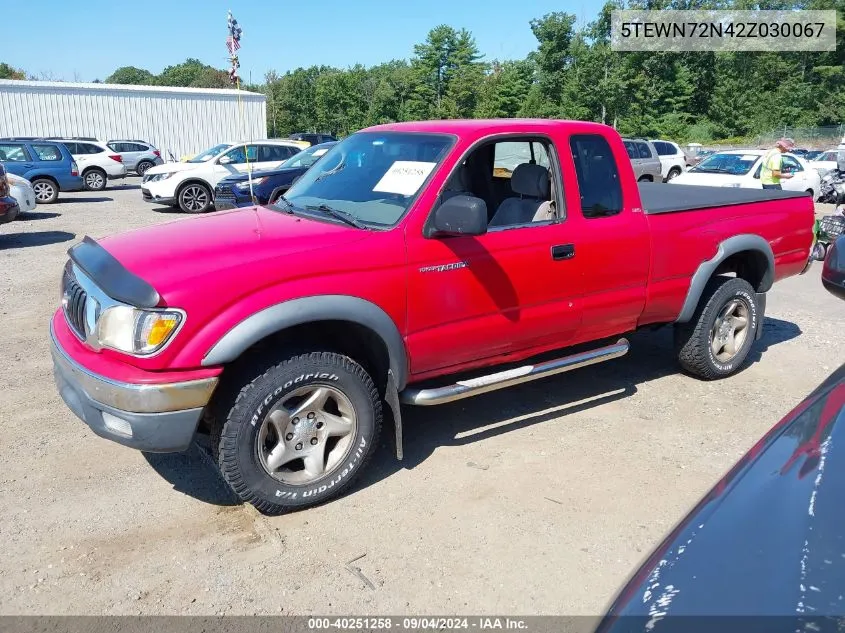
[0, 79, 265, 100]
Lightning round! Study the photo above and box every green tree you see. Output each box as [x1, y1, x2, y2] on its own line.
[105, 66, 154, 85]
[0, 63, 26, 80]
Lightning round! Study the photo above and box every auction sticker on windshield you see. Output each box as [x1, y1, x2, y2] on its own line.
[741, 155, 758, 161]
[373, 161, 437, 196]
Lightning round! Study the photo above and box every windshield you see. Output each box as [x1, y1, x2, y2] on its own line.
[282, 132, 454, 227]
[280, 143, 335, 170]
[690, 153, 759, 176]
[189, 143, 231, 163]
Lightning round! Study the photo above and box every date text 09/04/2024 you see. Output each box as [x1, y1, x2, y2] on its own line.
[307, 617, 528, 630]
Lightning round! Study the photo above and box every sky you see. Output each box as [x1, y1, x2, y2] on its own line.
[5, 0, 606, 83]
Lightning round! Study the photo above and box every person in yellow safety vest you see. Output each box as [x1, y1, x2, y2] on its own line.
[760, 137, 796, 190]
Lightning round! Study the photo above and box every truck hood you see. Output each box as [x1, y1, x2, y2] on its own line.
[97, 206, 373, 301]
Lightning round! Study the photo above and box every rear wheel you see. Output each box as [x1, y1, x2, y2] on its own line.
[667, 167, 682, 181]
[638, 175, 652, 182]
[216, 351, 382, 514]
[178, 182, 212, 213]
[83, 168, 107, 191]
[136, 161, 154, 177]
[31, 178, 58, 204]
[674, 276, 759, 379]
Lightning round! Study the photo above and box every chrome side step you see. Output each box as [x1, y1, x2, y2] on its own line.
[399, 338, 630, 406]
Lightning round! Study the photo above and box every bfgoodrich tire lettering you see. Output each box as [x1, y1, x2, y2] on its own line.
[217, 352, 382, 514]
[674, 276, 759, 380]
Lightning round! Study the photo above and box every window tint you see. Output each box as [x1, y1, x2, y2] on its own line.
[570, 134, 622, 219]
[636, 142, 652, 159]
[493, 141, 550, 178]
[653, 141, 674, 156]
[127, 143, 148, 152]
[623, 141, 637, 159]
[0, 143, 31, 161]
[79, 143, 104, 154]
[260, 145, 295, 161]
[32, 144, 63, 161]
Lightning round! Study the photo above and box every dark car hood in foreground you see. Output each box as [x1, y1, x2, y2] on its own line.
[597, 363, 845, 630]
[217, 166, 307, 184]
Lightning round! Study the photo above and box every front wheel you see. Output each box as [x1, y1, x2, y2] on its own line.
[216, 352, 382, 514]
[674, 276, 759, 380]
[178, 182, 212, 213]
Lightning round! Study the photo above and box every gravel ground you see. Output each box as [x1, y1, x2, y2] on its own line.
[0, 181, 843, 616]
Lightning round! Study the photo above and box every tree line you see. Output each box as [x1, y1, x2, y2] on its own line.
[2, 0, 843, 143]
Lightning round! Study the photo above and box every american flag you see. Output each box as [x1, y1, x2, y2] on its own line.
[226, 36, 240, 55]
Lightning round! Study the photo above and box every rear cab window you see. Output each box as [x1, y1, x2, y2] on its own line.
[31, 145, 63, 161]
[569, 134, 623, 219]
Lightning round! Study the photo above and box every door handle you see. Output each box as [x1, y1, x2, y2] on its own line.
[551, 244, 575, 260]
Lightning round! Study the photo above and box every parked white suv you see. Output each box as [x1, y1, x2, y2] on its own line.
[141, 140, 302, 213]
[48, 139, 127, 191]
[650, 140, 688, 181]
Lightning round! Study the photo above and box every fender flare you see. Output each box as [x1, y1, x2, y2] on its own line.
[201, 295, 409, 389]
[675, 234, 775, 323]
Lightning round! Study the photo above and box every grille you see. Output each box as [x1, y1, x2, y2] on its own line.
[215, 185, 235, 196]
[63, 274, 88, 339]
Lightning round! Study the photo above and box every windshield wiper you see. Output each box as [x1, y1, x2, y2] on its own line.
[273, 194, 295, 214]
[305, 204, 367, 229]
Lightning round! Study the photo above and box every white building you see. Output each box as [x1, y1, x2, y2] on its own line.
[0, 80, 267, 159]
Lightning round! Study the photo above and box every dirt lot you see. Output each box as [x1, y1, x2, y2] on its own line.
[1, 181, 843, 616]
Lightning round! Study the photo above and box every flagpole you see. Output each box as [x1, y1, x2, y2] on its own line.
[227, 10, 255, 205]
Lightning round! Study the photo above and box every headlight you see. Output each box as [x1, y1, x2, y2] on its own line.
[146, 172, 175, 182]
[722, 183, 742, 187]
[97, 306, 183, 355]
[235, 176, 268, 190]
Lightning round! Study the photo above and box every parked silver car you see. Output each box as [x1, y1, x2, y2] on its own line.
[622, 138, 663, 182]
[106, 140, 163, 176]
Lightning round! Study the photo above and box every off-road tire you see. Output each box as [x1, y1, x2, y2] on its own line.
[216, 352, 382, 515]
[674, 276, 759, 380]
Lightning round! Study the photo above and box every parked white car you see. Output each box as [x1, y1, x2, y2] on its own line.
[142, 140, 303, 213]
[670, 149, 821, 199]
[807, 149, 844, 177]
[7, 172, 36, 214]
[48, 138, 127, 191]
[649, 139, 688, 181]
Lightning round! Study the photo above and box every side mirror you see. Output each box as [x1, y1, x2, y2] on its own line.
[219, 155, 233, 165]
[426, 195, 488, 238]
[822, 234, 845, 301]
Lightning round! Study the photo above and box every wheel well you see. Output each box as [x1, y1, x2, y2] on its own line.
[31, 175, 58, 186]
[202, 320, 391, 435]
[638, 175, 653, 182]
[82, 166, 105, 175]
[713, 249, 770, 292]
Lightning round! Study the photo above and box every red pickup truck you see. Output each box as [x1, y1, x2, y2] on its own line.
[50, 119, 815, 514]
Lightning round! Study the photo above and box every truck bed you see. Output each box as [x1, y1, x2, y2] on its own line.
[639, 182, 810, 215]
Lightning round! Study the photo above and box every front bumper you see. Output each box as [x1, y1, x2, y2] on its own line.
[50, 323, 219, 452]
[141, 187, 177, 206]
